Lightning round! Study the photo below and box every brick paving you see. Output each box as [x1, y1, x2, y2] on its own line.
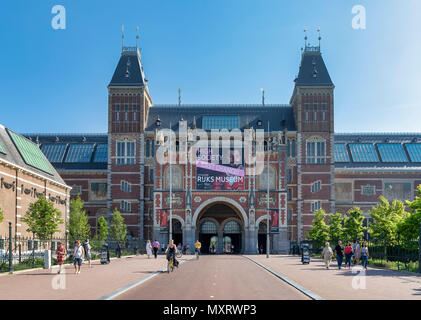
[247, 255, 421, 300]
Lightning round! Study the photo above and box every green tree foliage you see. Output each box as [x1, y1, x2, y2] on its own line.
[398, 185, 421, 239]
[69, 195, 91, 242]
[110, 209, 127, 242]
[21, 196, 63, 239]
[369, 196, 408, 244]
[328, 213, 344, 243]
[0, 207, 3, 223]
[343, 207, 367, 241]
[96, 216, 109, 242]
[307, 209, 329, 247]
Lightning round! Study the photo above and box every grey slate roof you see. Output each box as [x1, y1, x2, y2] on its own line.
[23, 133, 108, 171]
[0, 124, 66, 185]
[108, 47, 146, 87]
[295, 46, 333, 87]
[145, 104, 297, 132]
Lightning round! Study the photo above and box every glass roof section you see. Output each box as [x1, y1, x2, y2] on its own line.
[405, 144, 421, 162]
[334, 143, 350, 162]
[65, 144, 94, 163]
[41, 144, 67, 163]
[202, 115, 239, 130]
[0, 143, 5, 154]
[349, 143, 379, 162]
[7, 129, 54, 175]
[377, 144, 408, 162]
[93, 144, 108, 163]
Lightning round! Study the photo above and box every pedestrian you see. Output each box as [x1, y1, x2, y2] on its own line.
[321, 242, 333, 269]
[116, 242, 122, 258]
[55, 242, 67, 274]
[83, 239, 92, 268]
[344, 241, 353, 269]
[152, 239, 160, 259]
[335, 240, 344, 269]
[73, 240, 85, 274]
[177, 243, 182, 252]
[146, 240, 153, 259]
[353, 240, 361, 265]
[361, 241, 369, 269]
[259, 245, 263, 254]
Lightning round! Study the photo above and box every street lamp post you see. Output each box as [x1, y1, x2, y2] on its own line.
[169, 122, 173, 245]
[266, 122, 270, 259]
[8, 222, 13, 273]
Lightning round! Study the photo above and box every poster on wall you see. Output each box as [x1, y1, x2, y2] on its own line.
[269, 209, 279, 233]
[196, 147, 245, 190]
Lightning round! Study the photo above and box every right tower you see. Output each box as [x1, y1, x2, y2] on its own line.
[290, 44, 335, 242]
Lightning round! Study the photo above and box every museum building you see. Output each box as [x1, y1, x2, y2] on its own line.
[25, 42, 421, 254]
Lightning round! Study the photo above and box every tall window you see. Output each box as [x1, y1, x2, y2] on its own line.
[311, 181, 321, 193]
[305, 104, 309, 121]
[124, 105, 128, 121]
[311, 201, 321, 212]
[121, 200, 131, 212]
[116, 105, 120, 121]
[116, 141, 135, 164]
[121, 180, 131, 192]
[145, 140, 150, 158]
[322, 105, 326, 121]
[313, 104, 317, 121]
[133, 105, 137, 121]
[306, 138, 326, 164]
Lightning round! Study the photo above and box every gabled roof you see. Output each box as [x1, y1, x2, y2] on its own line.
[0, 124, 66, 185]
[108, 47, 147, 87]
[295, 46, 333, 87]
[145, 104, 297, 132]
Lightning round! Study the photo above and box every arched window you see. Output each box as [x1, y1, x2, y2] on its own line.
[200, 221, 217, 234]
[165, 165, 183, 189]
[258, 165, 276, 190]
[223, 221, 241, 234]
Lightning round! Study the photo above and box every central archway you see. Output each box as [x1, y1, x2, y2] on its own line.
[193, 197, 247, 254]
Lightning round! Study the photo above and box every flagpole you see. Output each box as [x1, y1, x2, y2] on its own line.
[169, 122, 173, 245]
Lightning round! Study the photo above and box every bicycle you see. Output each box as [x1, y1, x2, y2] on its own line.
[167, 256, 174, 273]
[195, 248, 200, 260]
[176, 251, 183, 259]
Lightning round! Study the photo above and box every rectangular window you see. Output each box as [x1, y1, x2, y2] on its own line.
[307, 141, 326, 164]
[287, 188, 292, 200]
[384, 182, 412, 202]
[311, 181, 321, 193]
[90, 182, 107, 198]
[322, 105, 326, 121]
[335, 182, 353, 202]
[116, 141, 136, 165]
[287, 169, 292, 183]
[202, 115, 239, 130]
[311, 201, 321, 212]
[116, 105, 120, 121]
[70, 185, 82, 196]
[361, 185, 375, 196]
[313, 105, 317, 121]
[150, 168, 154, 183]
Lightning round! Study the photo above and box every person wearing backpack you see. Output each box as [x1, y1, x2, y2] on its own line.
[83, 239, 92, 268]
[344, 242, 353, 269]
[334, 240, 344, 270]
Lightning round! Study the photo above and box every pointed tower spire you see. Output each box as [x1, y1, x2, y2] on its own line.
[178, 88, 182, 106]
[318, 28, 321, 49]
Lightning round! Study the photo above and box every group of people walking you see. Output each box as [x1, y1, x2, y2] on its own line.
[321, 240, 370, 270]
[54, 239, 92, 274]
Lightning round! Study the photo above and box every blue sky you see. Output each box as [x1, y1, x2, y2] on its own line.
[1, 0, 420, 133]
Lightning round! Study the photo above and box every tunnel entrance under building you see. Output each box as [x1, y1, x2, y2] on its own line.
[172, 220, 183, 247]
[197, 202, 244, 254]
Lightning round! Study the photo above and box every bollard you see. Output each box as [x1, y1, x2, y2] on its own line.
[44, 249, 51, 269]
[8, 222, 13, 273]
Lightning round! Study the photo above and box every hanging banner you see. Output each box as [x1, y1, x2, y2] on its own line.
[160, 210, 168, 228]
[196, 147, 244, 190]
[270, 209, 279, 233]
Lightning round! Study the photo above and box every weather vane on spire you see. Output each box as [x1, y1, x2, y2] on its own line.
[304, 29, 308, 48]
[121, 25, 125, 52]
[318, 28, 321, 49]
[178, 88, 182, 106]
[136, 26, 140, 49]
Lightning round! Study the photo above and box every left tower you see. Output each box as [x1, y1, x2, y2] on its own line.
[107, 45, 152, 239]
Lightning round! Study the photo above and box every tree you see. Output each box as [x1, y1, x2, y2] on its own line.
[21, 196, 64, 239]
[343, 207, 367, 241]
[0, 207, 3, 224]
[398, 185, 421, 239]
[369, 196, 407, 244]
[109, 209, 127, 242]
[328, 213, 344, 243]
[68, 195, 91, 242]
[96, 216, 109, 242]
[307, 209, 329, 247]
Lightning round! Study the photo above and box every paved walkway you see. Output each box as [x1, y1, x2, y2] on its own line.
[246, 255, 421, 300]
[0, 255, 192, 300]
[115, 255, 309, 300]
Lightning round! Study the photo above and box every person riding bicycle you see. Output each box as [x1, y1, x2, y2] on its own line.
[165, 240, 179, 268]
[194, 240, 201, 257]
